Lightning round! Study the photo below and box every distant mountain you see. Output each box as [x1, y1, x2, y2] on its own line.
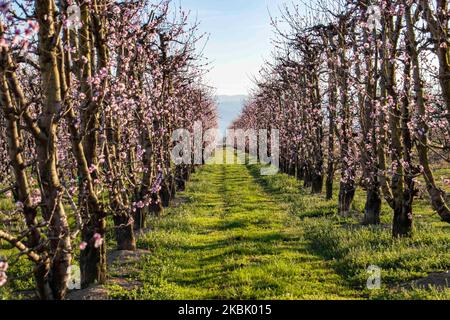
[217, 95, 248, 104]
[216, 95, 247, 136]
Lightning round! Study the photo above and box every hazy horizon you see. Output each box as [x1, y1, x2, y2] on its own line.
[215, 94, 247, 136]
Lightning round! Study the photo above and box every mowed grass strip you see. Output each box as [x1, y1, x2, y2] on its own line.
[108, 161, 360, 300]
[247, 164, 450, 300]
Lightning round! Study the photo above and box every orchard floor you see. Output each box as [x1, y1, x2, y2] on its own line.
[1, 164, 449, 301]
[107, 157, 360, 299]
[102, 151, 450, 300]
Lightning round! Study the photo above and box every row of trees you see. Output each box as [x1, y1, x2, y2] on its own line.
[0, 0, 217, 299]
[233, 0, 449, 237]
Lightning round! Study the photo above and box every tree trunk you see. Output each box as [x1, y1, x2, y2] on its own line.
[405, 4, 450, 223]
[392, 198, 413, 237]
[175, 165, 186, 191]
[357, 19, 381, 225]
[0, 55, 53, 299]
[364, 189, 381, 225]
[336, 19, 356, 215]
[420, 0, 450, 128]
[338, 181, 355, 214]
[325, 174, 334, 200]
[324, 32, 337, 201]
[73, 0, 109, 286]
[311, 172, 323, 194]
[36, 0, 72, 299]
[325, 114, 335, 199]
[150, 192, 163, 217]
[289, 160, 296, 177]
[160, 180, 171, 207]
[80, 217, 107, 288]
[114, 215, 137, 251]
[303, 166, 312, 188]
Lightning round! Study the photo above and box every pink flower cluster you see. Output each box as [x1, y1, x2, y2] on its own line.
[79, 233, 104, 251]
[0, 261, 8, 287]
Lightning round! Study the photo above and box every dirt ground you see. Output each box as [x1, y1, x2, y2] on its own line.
[66, 249, 150, 300]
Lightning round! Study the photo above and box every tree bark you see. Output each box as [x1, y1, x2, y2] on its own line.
[405, 4, 450, 223]
[0, 47, 52, 299]
[114, 214, 137, 251]
[324, 31, 337, 201]
[420, 0, 450, 128]
[75, 0, 108, 286]
[336, 19, 356, 214]
[36, 0, 72, 299]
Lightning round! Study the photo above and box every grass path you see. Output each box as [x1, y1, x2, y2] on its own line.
[108, 161, 361, 299]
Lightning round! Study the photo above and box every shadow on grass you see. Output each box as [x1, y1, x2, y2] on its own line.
[246, 164, 337, 219]
[246, 163, 450, 296]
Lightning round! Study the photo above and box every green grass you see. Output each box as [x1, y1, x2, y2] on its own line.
[108, 158, 449, 300]
[1, 154, 449, 300]
[0, 195, 35, 300]
[248, 164, 450, 299]
[108, 162, 360, 300]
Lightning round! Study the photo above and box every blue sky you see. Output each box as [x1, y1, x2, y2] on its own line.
[176, 0, 289, 95]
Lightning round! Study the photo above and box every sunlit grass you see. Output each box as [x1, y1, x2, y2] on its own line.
[108, 162, 360, 300]
[1, 153, 449, 300]
[248, 164, 450, 299]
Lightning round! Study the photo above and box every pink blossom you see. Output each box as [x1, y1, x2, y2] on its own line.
[30, 189, 41, 206]
[0, 37, 7, 48]
[135, 201, 145, 209]
[117, 83, 126, 92]
[93, 233, 103, 249]
[27, 20, 39, 32]
[88, 164, 97, 174]
[0, 261, 8, 287]
[0, 261, 8, 272]
[16, 201, 24, 210]
[98, 155, 105, 164]
[79, 242, 87, 251]
[112, 6, 121, 15]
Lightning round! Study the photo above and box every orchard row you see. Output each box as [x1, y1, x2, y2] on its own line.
[0, 0, 217, 299]
[234, 0, 449, 236]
